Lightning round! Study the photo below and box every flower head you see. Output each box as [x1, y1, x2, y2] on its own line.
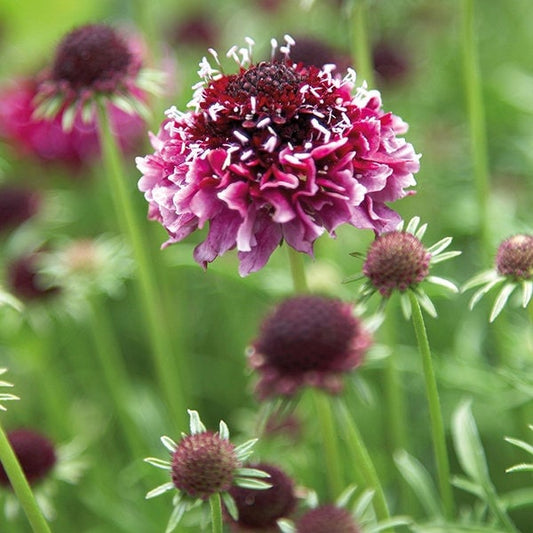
[6, 252, 60, 302]
[248, 295, 371, 398]
[137, 36, 420, 276]
[34, 24, 161, 131]
[463, 234, 533, 322]
[227, 463, 296, 530]
[0, 186, 41, 232]
[347, 217, 461, 318]
[0, 77, 146, 170]
[295, 505, 360, 533]
[144, 410, 270, 532]
[0, 429, 56, 487]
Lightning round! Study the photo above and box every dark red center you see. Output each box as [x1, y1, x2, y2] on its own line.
[51, 24, 132, 89]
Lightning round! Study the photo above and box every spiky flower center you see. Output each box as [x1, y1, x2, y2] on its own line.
[51, 24, 133, 90]
[255, 296, 359, 374]
[229, 463, 296, 527]
[226, 61, 303, 100]
[363, 231, 431, 297]
[171, 431, 238, 500]
[0, 429, 56, 486]
[496, 234, 533, 280]
[296, 505, 360, 533]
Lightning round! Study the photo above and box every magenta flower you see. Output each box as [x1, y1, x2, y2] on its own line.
[0, 78, 146, 170]
[137, 36, 420, 276]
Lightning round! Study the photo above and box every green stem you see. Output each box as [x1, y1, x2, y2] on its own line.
[97, 103, 187, 430]
[461, 0, 490, 256]
[0, 422, 52, 533]
[349, 0, 375, 88]
[408, 291, 454, 519]
[336, 400, 392, 526]
[287, 247, 309, 293]
[87, 298, 145, 459]
[312, 391, 344, 499]
[209, 493, 223, 533]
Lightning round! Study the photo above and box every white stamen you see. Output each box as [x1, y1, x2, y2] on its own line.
[233, 130, 249, 144]
[263, 136, 278, 153]
[311, 118, 331, 142]
[284, 34, 296, 46]
[250, 96, 256, 114]
[241, 149, 254, 161]
[256, 117, 271, 128]
[270, 38, 278, 60]
[245, 36, 255, 62]
[343, 68, 357, 85]
[208, 48, 221, 67]
[239, 47, 250, 67]
[223, 146, 240, 169]
[226, 45, 240, 65]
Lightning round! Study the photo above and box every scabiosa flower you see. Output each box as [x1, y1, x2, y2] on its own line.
[0, 430, 56, 487]
[144, 410, 271, 532]
[0, 185, 41, 232]
[248, 295, 371, 399]
[137, 36, 420, 276]
[295, 505, 360, 533]
[0, 77, 147, 170]
[6, 252, 60, 302]
[347, 217, 461, 318]
[226, 463, 296, 531]
[0, 427, 86, 520]
[34, 24, 162, 130]
[463, 234, 533, 322]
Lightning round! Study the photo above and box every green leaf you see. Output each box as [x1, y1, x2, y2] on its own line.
[394, 450, 442, 518]
[161, 435, 178, 453]
[218, 420, 230, 440]
[165, 500, 186, 533]
[452, 400, 489, 484]
[504, 436, 533, 457]
[506, 463, 533, 473]
[221, 491, 238, 520]
[144, 457, 172, 470]
[234, 438, 258, 461]
[234, 477, 272, 489]
[188, 410, 206, 434]
[146, 482, 175, 499]
[235, 467, 271, 479]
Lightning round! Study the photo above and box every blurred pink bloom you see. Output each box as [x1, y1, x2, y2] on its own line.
[137, 38, 420, 275]
[0, 78, 146, 171]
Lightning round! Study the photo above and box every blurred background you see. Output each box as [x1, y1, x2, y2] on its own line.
[0, 0, 533, 531]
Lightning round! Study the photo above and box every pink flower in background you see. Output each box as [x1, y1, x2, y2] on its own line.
[0, 78, 146, 171]
[137, 37, 420, 275]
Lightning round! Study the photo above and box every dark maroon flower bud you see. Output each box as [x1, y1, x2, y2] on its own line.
[228, 463, 296, 529]
[296, 505, 360, 533]
[0, 429, 56, 486]
[249, 295, 371, 398]
[0, 186, 41, 232]
[6, 253, 60, 301]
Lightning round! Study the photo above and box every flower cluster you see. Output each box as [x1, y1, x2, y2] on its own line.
[137, 36, 420, 275]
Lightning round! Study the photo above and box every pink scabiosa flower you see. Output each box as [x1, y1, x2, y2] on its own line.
[0, 77, 146, 170]
[137, 36, 420, 276]
[248, 295, 371, 399]
[347, 217, 461, 318]
[463, 234, 533, 321]
[34, 24, 163, 131]
[144, 410, 270, 532]
[226, 462, 297, 531]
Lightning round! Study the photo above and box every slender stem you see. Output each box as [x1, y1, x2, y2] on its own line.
[312, 390, 344, 499]
[287, 247, 309, 293]
[209, 493, 223, 533]
[349, 0, 375, 88]
[87, 298, 145, 459]
[461, 0, 491, 257]
[408, 291, 454, 519]
[0, 423, 52, 533]
[336, 400, 391, 526]
[97, 103, 187, 430]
